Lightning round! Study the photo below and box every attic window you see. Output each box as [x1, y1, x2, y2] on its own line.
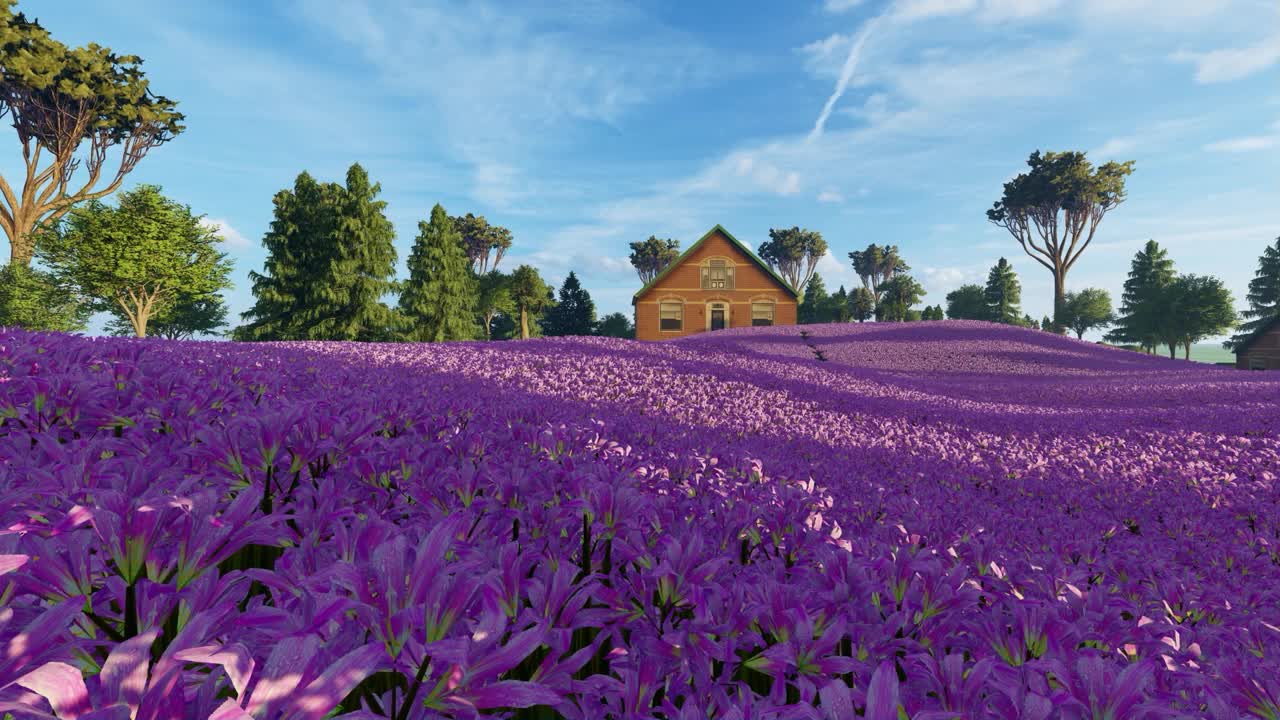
[701, 259, 735, 290]
[660, 301, 683, 331]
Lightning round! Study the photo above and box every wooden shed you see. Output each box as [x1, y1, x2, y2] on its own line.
[632, 225, 798, 341]
[1235, 316, 1280, 370]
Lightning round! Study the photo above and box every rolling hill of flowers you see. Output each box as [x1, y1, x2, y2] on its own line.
[1, 321, 1278, 719]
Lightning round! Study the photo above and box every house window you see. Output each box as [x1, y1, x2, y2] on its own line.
[660, 301, 683, 331]
[752, 302, 774, 326]
[1249, 356, 1266, 370]
[701, 259, 735, 290]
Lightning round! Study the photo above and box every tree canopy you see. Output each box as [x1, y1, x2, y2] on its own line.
[475, 270, 514, 341]
[594, 312, 633, 339]
[629, 236, 680, 285]
[1105, 240, 1175, 353]
[983, 258, 1023, 325]
[945, 284, 988, 320]
[1155, 274, 1235, 359]
[37, 184, 231, 337]
[0, 1, 185, 267]
[542, 271, 596, 336]
[400, 203, 477, 342]
[1060, 288, 1114, 340]
[0, 262, 91, 331]
[1226, 236, 1280, 349]
[758, 226, 826, 301]
[988, 150, 1134, 331]
[799, 273, 832, 324]
[849, 244, 910, 315]
[452, 213, 512, 274]
[509, 264, 553, 340]
[849, 287, 875, 322]
[877, 274, 926, 322]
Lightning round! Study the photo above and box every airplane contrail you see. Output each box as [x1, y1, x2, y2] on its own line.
[809, 14, 885, 141]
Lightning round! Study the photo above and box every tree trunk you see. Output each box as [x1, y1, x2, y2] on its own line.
[1183, 342, 1191, 360]
[1052, 272, 1066, 334]
[520, 306, 529, 340]
[1075, 329, 1084, 340]
[7, 213, 39, 267]
[483, 312, 494, 340]
[1167, 344, 1176, 359]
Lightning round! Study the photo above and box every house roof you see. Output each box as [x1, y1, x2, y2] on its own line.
[632, 224, 799, 304]
[1234, 314, 1280, 354]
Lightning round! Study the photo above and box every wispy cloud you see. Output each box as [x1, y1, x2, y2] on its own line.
[823, 0, 866, 12]
[201, 218, 251, 249]
[817, 188, 845, 203]
[1203, 120, 1280, 152]
[809, 15, 884, 140]
[1174, 33, 1280, 84]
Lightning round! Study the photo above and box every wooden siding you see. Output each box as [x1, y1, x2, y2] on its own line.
[1236, 322, 1280, 370]
[634, 229, 797, 341]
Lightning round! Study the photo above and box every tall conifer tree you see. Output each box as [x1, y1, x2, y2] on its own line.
[1105, 240, 1175, 352]
[1227, 237, 1280, 348]
[542, 271, 596, 336]
[400, 204, 477, 342]
[984, 258, 1023, 325]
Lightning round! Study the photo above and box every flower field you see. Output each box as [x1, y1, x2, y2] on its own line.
[2, 321, 1279, 719]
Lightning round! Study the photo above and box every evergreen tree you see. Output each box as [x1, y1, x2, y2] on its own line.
[542, 271, 597, 336]
[1226, 237, 1280, 349]
[0, 263, 92, 332]
[400, 204, 477, 342]
[799, 273, 832, 324]
[510, 265, 553, 339]
[877, 275, 926, 321]
[1040, 315, 1052, 331]
[594, 312, 634, 338]
[1105, 240, 1175, 353]
[830, 285, 852, 322]
[237, 164, 398, 341]
[922, 305, 945, 321]
[849, 287, 875, 322]
[983, 258, 1023, 325]
[945, 284, 989, 320]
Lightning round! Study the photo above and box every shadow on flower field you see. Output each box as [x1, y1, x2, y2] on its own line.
[1, 322, 1279, 719]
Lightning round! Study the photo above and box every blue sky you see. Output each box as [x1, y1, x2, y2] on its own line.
[7, 0, 1280, 340]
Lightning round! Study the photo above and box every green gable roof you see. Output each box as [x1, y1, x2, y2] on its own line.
[631, 224, 799, 304]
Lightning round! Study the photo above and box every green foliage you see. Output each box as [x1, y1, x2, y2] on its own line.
[799, 273, 832, 324]
[877, 274, 926, 322]
[1226, 237, 1280, 349]
[629, 236, 680, 285]
[400, 204, 478, 342]
[476, 270, 514, 340]
[542, 271, 596, 336]
[1105, 240, 1175, 352]
[0, 262, 91, 331]
[0, 1, 185, 266]
[945, 284, 988, 320]
[987, 150, 1134, 330]
[237, 164, 399, 342]
[1040, 315, 1053, 331]
[983, 258, 1023, 325]
[1060, 288, 1114, 339]
[452, 213, 512, 273]
[849, 244, 910, 313]
[849, 286, 875, 323]
[829, 285, 852, 323]
[1155, 274, 1236, 359]
[37, 185, 232, 337]
[758, 227, 826, 300]
[921, 305, 945, 321]
[594, 312, 634, 339]
[509, 264, 553, 340]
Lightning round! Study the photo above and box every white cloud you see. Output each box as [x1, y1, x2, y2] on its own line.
[977, 0, 1064, 21]
[1175, 34, 1280, 83]
[817, 188, 845, 203]
[1204, 134, 1279, 152]
[891, 0, 977, 23]
[200, 218, 251, 249]
[823, 0, 866, 12]
[1090, 116, 1207, 159]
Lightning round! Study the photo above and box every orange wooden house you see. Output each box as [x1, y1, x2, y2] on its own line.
[633, 225, 798, 341]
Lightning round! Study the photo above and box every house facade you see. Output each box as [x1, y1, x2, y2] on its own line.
[1235, 316, 1280, 370]
[633, 225, 798, 341]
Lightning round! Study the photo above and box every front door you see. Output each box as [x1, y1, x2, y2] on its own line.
[710, 309, 725, 330]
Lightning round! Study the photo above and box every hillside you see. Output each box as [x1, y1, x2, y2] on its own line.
[1, 323, 1278, 718]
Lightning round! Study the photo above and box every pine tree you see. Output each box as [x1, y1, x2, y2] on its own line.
[799, 273, 831, 324]
[1227, 237, 1280, 349]
[542, 271, 596, 336]
[983, 258, 1022, 325]
[830, 285, 852, 323]
[849, 287, 875, 322]
[1105, 240, 1175, 353]
[237, 164, 398, 341]
[400, 204, 477, 342]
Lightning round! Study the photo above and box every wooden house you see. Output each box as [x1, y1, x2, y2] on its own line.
[632, 225, 798, 341]
[1235, 316, 1280, 370]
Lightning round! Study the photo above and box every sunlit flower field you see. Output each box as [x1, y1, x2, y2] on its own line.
[2, 321, 1278, 719]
